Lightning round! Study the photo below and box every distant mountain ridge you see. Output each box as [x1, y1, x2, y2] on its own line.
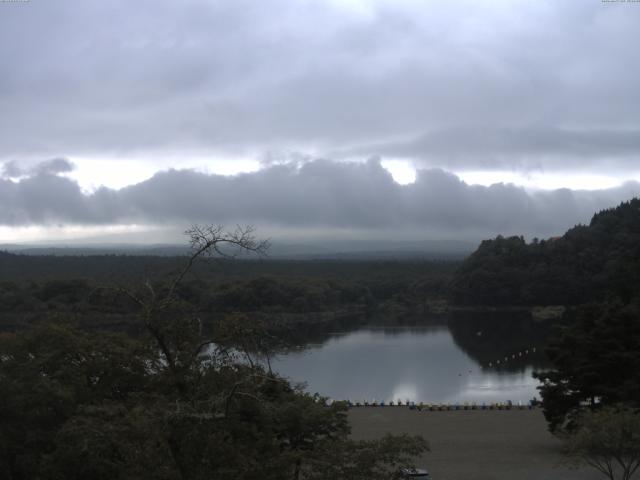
[451, 198, 640, 306]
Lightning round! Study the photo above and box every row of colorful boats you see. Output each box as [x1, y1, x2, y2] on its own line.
[347, 400, 538, 410]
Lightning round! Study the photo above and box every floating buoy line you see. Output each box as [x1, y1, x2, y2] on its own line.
[485, 346, 537, 368]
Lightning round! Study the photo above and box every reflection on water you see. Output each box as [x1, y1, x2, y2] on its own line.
[448, 311, 550, 372]
[271, 316, 550, 404]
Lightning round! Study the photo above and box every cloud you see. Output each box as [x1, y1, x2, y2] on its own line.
[344, 127, 640, 171]
[0, 1, 639, 173]
[34, 158, 75, 175]
[1, 158, 75, 178]
[1, 161, 22, 178]
[1, 158, 638, 241]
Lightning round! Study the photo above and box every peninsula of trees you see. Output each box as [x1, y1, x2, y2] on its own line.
[451, 198, 640, 306]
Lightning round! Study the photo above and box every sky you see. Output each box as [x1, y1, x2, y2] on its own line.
[1, 0, 639, 245]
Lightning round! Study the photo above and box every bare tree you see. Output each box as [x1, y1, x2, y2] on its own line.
[117, 224, 269, 380]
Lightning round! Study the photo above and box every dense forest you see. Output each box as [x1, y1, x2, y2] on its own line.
[0, 227, 432, 480]
[0, 253, 454, 336]
[0, 237, 454, 478]
[451, 198, 640, 306]
[0, 231, 454, 480]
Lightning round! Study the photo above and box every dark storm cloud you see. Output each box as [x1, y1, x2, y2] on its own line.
[2, 158, 639, 240]
[0, 0, 639, 172]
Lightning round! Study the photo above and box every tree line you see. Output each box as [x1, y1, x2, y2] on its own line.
[0, 226, 429, 480]
[450, 198, 640, 306]
[0, 254, 454, 336]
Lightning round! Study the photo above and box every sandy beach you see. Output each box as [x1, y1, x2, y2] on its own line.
[349, 407, 601, 480]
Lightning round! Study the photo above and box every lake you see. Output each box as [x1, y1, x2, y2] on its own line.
[270, 314, 551, 405]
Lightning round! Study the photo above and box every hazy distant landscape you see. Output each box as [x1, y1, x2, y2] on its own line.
[3, 1, 640, 479]
[0, 238, 476, 260]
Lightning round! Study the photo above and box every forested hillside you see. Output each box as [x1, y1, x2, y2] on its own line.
[450, 198, 640, 306]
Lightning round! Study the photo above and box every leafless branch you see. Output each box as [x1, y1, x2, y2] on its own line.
[109, 223, 269, 379]
[163, 224, 269, 309]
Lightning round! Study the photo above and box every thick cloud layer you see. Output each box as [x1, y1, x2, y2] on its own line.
[1, 0, 639, 172]
[1, 158, 638, 240]
[347, 127, 640, 171]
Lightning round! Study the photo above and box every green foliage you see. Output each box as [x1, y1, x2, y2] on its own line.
[535, 301, 640, 432]
[563, 405, 640, 480]
[208, 276, 373, 313]
[451, 198, 640, 306]
[0, 259, 454, 334]
[0, 320, 427, 480]
[0, 323, 151, 480]
[0, 229, 433, 478]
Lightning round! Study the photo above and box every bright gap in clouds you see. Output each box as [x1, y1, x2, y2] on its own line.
[66, 156, 420, 190]
[379, 162, 634, 190]
[381, 160, 417, 185]
[66, 156, 262, 191]
[63, 157, 636, 192]
[0, 225, 159, 245]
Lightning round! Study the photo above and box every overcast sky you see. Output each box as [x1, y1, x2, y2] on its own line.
[1, 0, 639, 244]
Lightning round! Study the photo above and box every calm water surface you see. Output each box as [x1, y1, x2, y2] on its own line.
[271, 323, 547, 404]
